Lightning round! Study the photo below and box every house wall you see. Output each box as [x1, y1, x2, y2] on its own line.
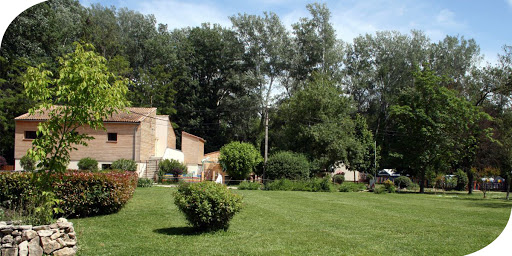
[15, 120, 139, 165]
[181, 132, 204, 165]
[334, 164, 362, 182]
[162, 148, 184, 163]
[155, 116, 168, 157]
[203, 151, 225, 181]
[138, 111, 157, 162]
[168, 124, 176, 149]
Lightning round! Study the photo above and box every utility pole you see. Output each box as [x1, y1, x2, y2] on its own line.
[263, 108, 269, 181]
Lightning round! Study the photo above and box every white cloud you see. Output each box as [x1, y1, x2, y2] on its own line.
[137, 0, 231, 29]
[507, 0, 512, 8]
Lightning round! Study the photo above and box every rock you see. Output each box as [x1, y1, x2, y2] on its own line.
[50, 223, 59, 229]
[2, 243, 13, 248]
[19, 240, 29, 256]
[53, 247, 76, 256]
[65, 240, 77, 246]
[18, 225, 32, 230]
[57, 218, 68, 223]
[14, 235, 22, 244]
[51, 231, 62, 240]
[41, 236, 62, 254]
[1, 235, 13, 244]
[0, 221, 7, 226]
[1, 247, 18, 256]
[37, 229, 54, 237]
[33, 225, 49, 231]
[68, 232, 76, 239]
[28, 236, 43, 256]
[57, 222, 73, 229]
[22, 230, 38, 240]
[1, 225, 13, 234]
[57, 238, 67, 247]
[11, 230, 21, 236]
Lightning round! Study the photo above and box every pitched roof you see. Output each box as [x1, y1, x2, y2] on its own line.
[15, 106, 157, 123]
[182, 131, 206, 142]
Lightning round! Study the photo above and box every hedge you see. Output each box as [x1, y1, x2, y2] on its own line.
[0, 170, 138, 217]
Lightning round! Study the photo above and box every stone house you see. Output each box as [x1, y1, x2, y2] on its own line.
[14, 107, 209, 180]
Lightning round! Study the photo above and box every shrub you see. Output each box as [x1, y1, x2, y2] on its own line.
[111, 158, 137, 171]
[409, 182, 420, 191]
[158, 159, 187, 182]
[339, 182, 366, 192]
[0, 170, 138, 218]
[455, 169, 469, 191]
[333, 174, 345, 184]
[265, 151, 310, 180]
[394, 176, 412, 189]
[174, 182, 243, 231]
[264, 178, 333, 192]
[383, 179, 396, 193]
[238, 181, 261, 190]
[445, 176, 457, 191]
[219, 142, 262, 180]
[373, 185, 387, 194]
[138, 178, 153, 187]
[77, 157, 99, 171]
[20, 154, 36, 172]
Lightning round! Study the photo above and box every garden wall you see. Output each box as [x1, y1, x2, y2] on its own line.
[0, 218, 76, 256]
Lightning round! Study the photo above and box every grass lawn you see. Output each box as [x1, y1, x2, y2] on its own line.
[72, 187, 511, 256]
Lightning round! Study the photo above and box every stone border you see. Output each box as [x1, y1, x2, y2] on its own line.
[0, 218, 77, 256]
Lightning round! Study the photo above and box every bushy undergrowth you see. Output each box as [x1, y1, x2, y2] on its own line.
[137, 178, 154, 187]
[383, 179, 396, 193]
[332, 174, 345, 184]
[174, 182, 243, 231]
[0, 170, 138, 219]
[339, 182, 366, 192]
[111, 158, 137, 171]
[394, 176, 412, 189]
[264, 178, 333, 192]
[78, 157, 99, 171]
[238, 181, 261, 190]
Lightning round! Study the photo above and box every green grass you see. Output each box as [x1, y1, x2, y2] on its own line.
[72, 187, 511, 256]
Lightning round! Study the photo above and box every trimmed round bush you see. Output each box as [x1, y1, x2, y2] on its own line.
[219, 142, 262, 180]
[174, 182, 243, 231]
[111, 158, 137, 171]
[333, 174, 345, 184]
[394, 176, 412, 189]
[265, 151, 310, 180]
[78, 157, 99, 171]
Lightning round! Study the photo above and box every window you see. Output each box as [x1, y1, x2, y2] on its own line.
[107, 133, 117, 142]
[102, 164, 112, 170]
[24, 131, 37, 140]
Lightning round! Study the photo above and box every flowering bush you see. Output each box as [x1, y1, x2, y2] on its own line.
[0, 170, 138, 217]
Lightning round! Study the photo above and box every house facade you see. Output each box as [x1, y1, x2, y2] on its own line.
[14, 107, 209, 180]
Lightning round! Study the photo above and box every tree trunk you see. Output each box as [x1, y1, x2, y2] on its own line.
[419, 175, 425, 193]
[467, 169, 473, 195]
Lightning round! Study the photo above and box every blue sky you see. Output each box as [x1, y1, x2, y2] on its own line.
[77, 0, 512, 65]
[1, 1, 511, 64]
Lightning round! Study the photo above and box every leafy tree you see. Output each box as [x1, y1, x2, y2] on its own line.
[389, 67, 490, 193]
[20, 154, 36, 172]
[23, 42, 129, 173]
[219, 141, 263, 180]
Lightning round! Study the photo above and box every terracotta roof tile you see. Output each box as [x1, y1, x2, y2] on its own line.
[15, 106, 156, 123]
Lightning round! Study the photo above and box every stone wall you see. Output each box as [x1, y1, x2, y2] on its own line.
[0, 218, 77, 256]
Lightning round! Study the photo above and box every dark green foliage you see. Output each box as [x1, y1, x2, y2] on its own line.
[394, 176, 412, 189]
[455, 170, 469, 191]
[111, 158, 137, 172]
[158, 159, 187, 181]
[137, 178, 153, 188]
[174, 182, 243, 231]
[383, 180, 396, 193]
[238, 181, 261, 190]
[265, 151, 310, 180]
[219, 142, 263, 180]
[0, 156, 6, 167]
[264, 178, 333, 192]
[0, 171, 138, 218]
[20, 154, 36, 172]
[332, 174, 345, 184]
[78, 157, 99, 171]
[373, 185, 387, 194]
[339, 182, 366, 192]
